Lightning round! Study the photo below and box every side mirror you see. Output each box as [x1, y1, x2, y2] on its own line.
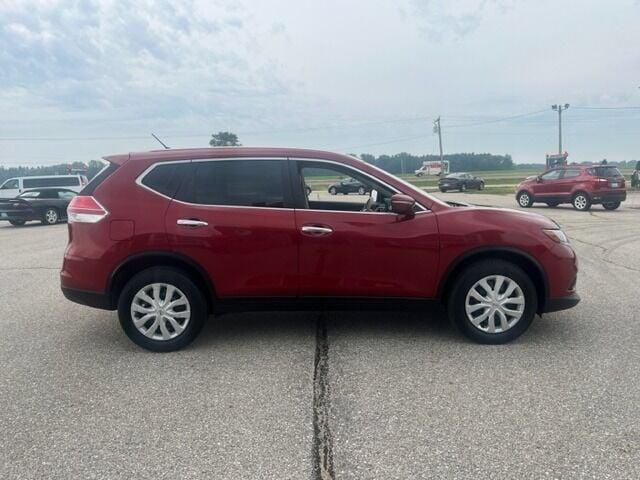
[390, 194, 415, 216]
[536, 175, 542, 183]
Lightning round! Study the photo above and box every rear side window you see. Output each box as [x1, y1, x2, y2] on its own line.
[141, 163, 189, 198]
[562, 169, 581, 179]
[178, 159, 288, 208]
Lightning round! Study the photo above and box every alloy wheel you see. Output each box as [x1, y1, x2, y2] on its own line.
[45, 209, 58, 224]
[465, 275, 525, 333]
[518, 193, 530, 207]
[130, 283, 191, 341]
[573, 195, 588, 210]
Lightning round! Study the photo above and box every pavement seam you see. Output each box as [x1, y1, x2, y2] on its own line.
[312, 313, 335, 480]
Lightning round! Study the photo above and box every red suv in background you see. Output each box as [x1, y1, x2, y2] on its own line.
[61, 148, 579, 351]
[516, 164, 626, 211]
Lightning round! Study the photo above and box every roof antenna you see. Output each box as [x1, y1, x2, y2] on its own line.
[151, 133, 170, 149]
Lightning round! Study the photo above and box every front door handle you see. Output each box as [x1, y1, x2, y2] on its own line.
[301, 225, 333, 236]
[177, 218, 208, 227]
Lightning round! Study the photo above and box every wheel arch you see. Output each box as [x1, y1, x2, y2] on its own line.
[437, 247, 548, 313]
[108, 251, 216, 312]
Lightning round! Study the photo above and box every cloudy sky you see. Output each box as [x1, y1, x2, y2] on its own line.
[1, 0, 639, 166]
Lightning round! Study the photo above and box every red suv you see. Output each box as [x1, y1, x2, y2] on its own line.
[61, 148, 579, 351]
[516, 164, 626, 211]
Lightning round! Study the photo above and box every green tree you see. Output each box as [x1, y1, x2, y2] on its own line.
[209, 131, 241, 147]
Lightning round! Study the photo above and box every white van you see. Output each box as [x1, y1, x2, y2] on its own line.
[0, 175, 88, 198]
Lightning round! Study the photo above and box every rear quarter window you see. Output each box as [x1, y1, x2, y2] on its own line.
[140, 162, 190, 198]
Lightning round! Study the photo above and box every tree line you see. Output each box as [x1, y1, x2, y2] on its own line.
[358, 152, 515, 173]
[0, 160, 105, 184]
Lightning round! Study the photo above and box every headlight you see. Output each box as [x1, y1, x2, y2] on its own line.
[542, 228, 569, 244]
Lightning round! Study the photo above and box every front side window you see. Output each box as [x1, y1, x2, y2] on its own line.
[298, 161, 395, 213]
[179, 159, 288, 208]
[541, 170, 561, 181]
[1, 179, 19, 190]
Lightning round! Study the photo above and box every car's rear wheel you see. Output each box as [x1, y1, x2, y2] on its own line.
[448, 260, 537, 344]
[117, 267, 207, 352]
[517, 191, 533, 208]
[439, 188, 447, 193]
[478, 181, 485, 190]
[572, 192, 591, 211]
[329, 187, 337, 195]
[9, 220, 26, 226]
[460, 183, 467, 192]
[603, 201, 621, 210]
[42, 208, 59, 225]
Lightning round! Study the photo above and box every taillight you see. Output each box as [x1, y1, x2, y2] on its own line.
[67, 196, 108, 223]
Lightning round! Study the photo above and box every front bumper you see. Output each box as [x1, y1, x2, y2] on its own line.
[0, 211, 35, 221]
[542, 292, 580, 313]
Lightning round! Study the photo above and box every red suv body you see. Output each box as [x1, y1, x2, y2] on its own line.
[61, 148, 579, 351]
[515, 164, 626, 211]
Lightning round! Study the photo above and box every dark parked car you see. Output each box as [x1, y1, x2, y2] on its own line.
[61, 147, 579, 352]
[438, 173, 485, 192]
[328, 177, 371, 195]
[515, 164, 626, 211]
[0, 188, 77, 226]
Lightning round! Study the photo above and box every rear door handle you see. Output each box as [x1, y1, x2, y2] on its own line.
[301, 225, 333, 236]
[177, 218, 208, 227]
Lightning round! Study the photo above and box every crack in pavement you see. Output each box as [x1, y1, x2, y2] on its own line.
[312, 314, 335, 480]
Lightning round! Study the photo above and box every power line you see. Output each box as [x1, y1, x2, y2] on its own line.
[444, 109, 549, 128]
[572, 105, 640, 110]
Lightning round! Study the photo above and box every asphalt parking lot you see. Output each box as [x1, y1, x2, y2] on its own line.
[1, 193, 639, 479]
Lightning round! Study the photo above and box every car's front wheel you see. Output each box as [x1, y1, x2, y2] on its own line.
[358, 186, 365, 195]
[460, 183, 467, 192]
[118, 267, 207, 352]
[478, 181, 485, 190]
[9, 220, 26, 226]
[448, 260, 537, 344]
[329, 187, 337, 195]
[603, 201, 621, 210]
[517, 191, 533, 208]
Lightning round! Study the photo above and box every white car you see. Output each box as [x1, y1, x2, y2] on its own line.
[0, 174, 88, 198]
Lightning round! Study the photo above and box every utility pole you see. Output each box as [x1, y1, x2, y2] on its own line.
[433, 117, 444, 163]
[551, 104, 569, 153]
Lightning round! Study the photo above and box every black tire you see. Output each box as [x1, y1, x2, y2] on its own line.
[478, 182, 485, 191]
[546, 202, 559, 208]
[439, 188, 447, 193]
[517, 191, 533, 208]
[603, 201, 621, 211]
[9, 220, 26, 226]
[329, 187, 337, 195]
[448, 260, 538, 344]
[572, 192, 591, 211]
[42, 208, 59, 225]
[358, 187, 365, 195]
[460, 183, 467, 192]
[117, 267, 207, 352]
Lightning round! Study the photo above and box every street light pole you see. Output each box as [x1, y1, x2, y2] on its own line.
[551, 103, 570, 154]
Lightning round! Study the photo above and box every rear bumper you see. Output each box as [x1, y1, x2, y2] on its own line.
[61, 286, 115, 310]
[592, 190, 626, 204]
[542, 292, 580, 313]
